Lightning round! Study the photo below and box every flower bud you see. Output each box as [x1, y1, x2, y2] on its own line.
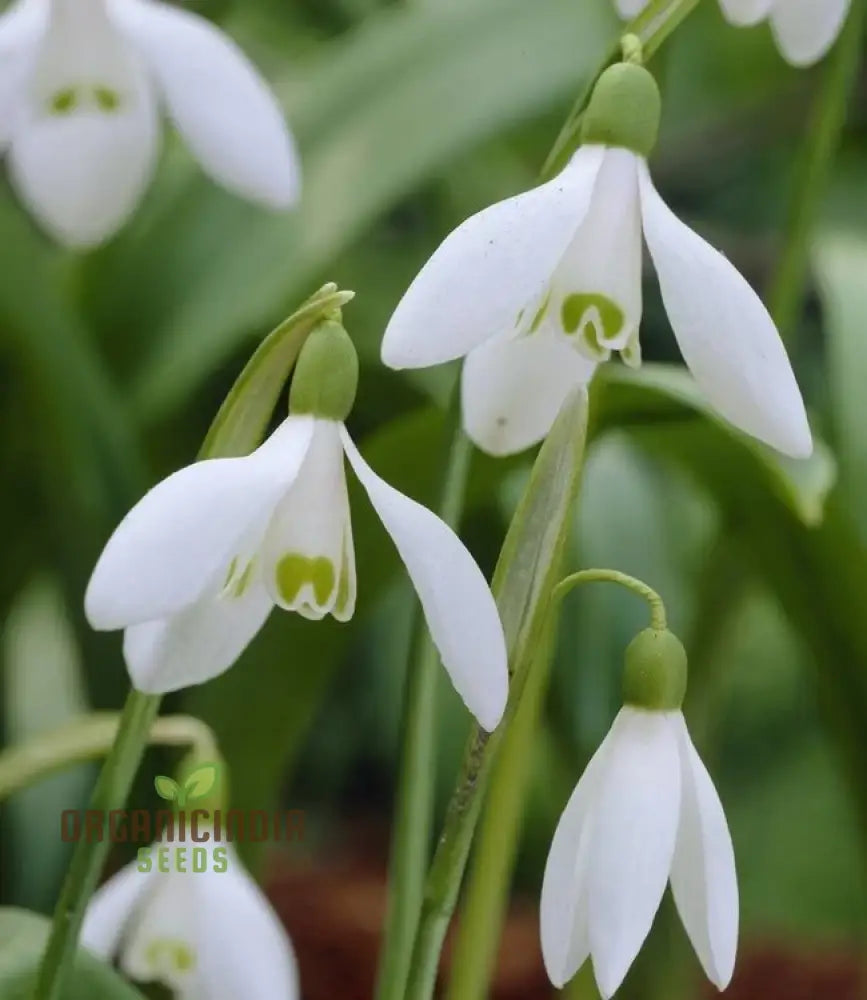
[289, 320, 359, 421]
[580, 62, 661, 158]
[622, 627, 687, 711]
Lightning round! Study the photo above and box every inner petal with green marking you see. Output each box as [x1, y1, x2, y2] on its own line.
[142, 938, 197, 982]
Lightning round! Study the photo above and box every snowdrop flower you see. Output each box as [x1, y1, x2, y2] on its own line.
[540, 628, 738, 998]
[85, 321, 508, 731]
[0, 0, 300, 247]
[82, 839, 298, 999]
[382, 62, 811, 460]
[615, 0, 850, 66]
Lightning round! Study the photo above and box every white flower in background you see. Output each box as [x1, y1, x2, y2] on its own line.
[82, 841, 298, 1000]
[85, 322, 508, 732]
[540, 630, 738, 998]
[615, 0, 850, 66]
[0, 0, 300, 247]
[381, 62, 812, 460]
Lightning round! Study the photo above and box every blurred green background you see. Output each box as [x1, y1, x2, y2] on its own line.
[0, 0, 866, 997]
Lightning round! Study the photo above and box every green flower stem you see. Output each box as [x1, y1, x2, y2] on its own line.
[552, 568, 667, 629]
[541, 0, 703, 181]
[375, 418, 474, 1000]
[0, 712, 220, 802]
[768, 0, 863, 336]
[402, 389, 590, 1000]
[33, 689, 161, 1000]
[445, 569, 666, 1000]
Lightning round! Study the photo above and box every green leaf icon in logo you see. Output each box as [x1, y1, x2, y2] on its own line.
[154, 775, 180, 802]
[183, 763, 220, 803]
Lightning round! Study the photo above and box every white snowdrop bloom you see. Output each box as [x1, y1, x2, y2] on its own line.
[540, 629, 738, 998]
[615, 0, 850, 67]
[381, 63, 812, 460]
[85, 322, 508, 732]
[82, 840, 299, 1000]
[0, 0, 300, 247]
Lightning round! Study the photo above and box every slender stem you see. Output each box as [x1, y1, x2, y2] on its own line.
[552, 569, 667, 631]
[0, 713, 219, 802]
[767, 0, 863, 335]
[375, 422, 474, 1000]
[33, 689, 161, 1000]
[401, 390, 590, 1000]
[541, 0, 702, 180]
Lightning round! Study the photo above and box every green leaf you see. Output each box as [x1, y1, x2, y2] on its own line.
[115, 0, 611, 422]
[182, 764, 219, 802]
[0, 908, 145, 999]
[814, 229, 867, 536]
[153, 776, 179, 802]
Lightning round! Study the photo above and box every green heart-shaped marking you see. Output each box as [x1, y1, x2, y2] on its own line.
[276, 554, 336, 607]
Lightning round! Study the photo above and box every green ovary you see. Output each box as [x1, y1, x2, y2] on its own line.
[560, 292, 625, 352]
[276, 553, 336, 607]
[144, 939, 197, 975]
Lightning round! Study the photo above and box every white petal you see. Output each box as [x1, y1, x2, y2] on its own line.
[196, 845, 300, 1000]
[717, 0, 775, 26]
[461, 330, 595, 456]
[540, 727, 616, 988]
[341, 426, 508, 731]
[85, 416, 314, 631]
[0, 0, 49, 150]
[550, 147, 643, 361]
[7, 0, 160, 247]
[262, 420, 355, 621]
[123, 581, 274, 693]
[670, 715, 739, 990]
[637, 161, 812, 458]
[770, 0, 850, 66]
[81, 859, 156, 959]
[586, 708, 681, 999]
[381, 145, 606, 369]
[112, 0, 300, 207]
[615, 0, 650, 19]
[121, 858, 199, 991]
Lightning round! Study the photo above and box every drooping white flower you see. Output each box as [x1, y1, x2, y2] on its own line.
[85, 322, 508, 731]
[0, 0, 300, 247]
[382, 63, 812, 460]
[540, 706, 738, 998]
[82, 840, 299, 1000]
[615, 0, 850, 66]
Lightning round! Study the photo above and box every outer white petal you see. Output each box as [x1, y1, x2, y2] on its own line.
[81, 860, 156, 959]
[670, 714, 739, 990]
[85, 417, 314, 631]
[540, 726, 616, 988]
[111, 0, 300, 207]
[717, 0, 775, 26]
[637, 162, 812, 459]
[123, 581, 274, 693]
[341, 427, 508, 731]
[0, 0, 49, 150]
[381, 145, 606, 369]
[262, 420, 355, 621]
[461, 331, 595, 456]
[196, 845, 300, 1000]
[769, 0, 850, 66]
[614, 0, 650, 19]
[586, 708, 681, 999]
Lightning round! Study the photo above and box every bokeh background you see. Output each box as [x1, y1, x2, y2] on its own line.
[1, 0, 866, 997]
